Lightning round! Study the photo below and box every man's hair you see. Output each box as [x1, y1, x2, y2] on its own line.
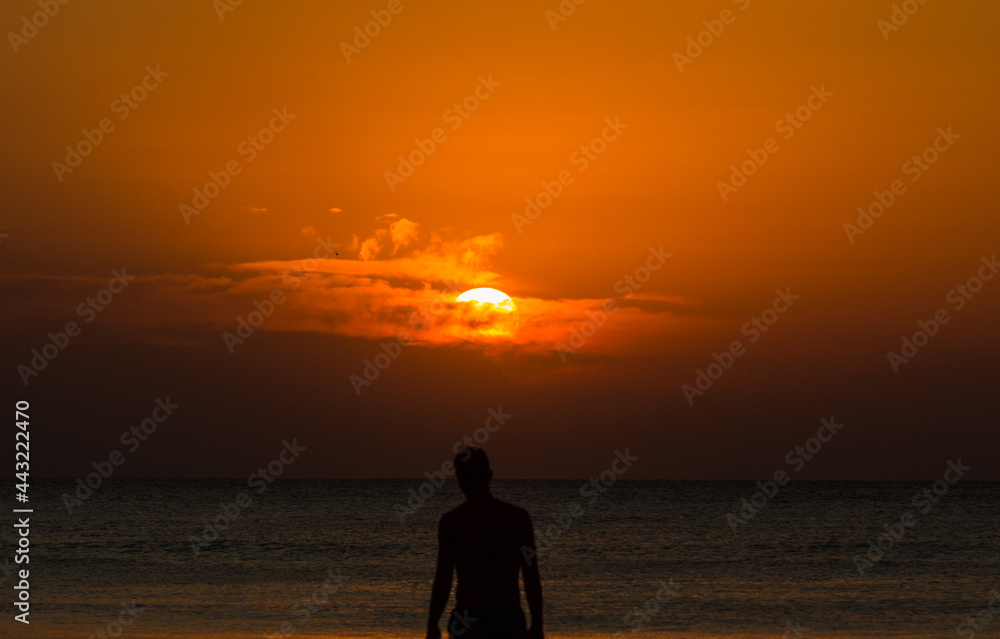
[454, 447, 491, 484]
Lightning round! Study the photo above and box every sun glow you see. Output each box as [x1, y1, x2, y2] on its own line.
[456, 288, 514, 309]
[455, 288, 518, 338]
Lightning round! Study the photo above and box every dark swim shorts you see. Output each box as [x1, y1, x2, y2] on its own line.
[448, 606, 527, 639]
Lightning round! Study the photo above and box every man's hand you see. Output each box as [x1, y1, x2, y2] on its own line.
[426, 625, 442, 639]
[528, 624, 544, 639]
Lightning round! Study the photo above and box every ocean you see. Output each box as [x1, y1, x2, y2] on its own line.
[4, 478, 998, 638]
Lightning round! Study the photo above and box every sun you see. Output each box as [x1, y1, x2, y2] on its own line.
[455, 288, 518, 338]
[456, 288, 515, 310]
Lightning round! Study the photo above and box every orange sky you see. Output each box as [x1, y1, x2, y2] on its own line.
[2, 0, 998, 479]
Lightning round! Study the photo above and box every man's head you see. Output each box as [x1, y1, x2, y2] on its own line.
[454, 447, 492, 496]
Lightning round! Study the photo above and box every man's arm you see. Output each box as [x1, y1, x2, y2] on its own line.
[520, 511, 543, 639]
[427, 514, 454, 639]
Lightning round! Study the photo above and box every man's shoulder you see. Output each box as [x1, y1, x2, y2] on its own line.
[440, 504, 462, 524]
[491, 497, 532, 521]
[445, 497, 530, 519]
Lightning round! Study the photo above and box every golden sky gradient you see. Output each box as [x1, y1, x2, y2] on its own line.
[2, 0, 998, 478]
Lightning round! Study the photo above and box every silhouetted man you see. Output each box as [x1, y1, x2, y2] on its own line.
[426, 447, 543, 639]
